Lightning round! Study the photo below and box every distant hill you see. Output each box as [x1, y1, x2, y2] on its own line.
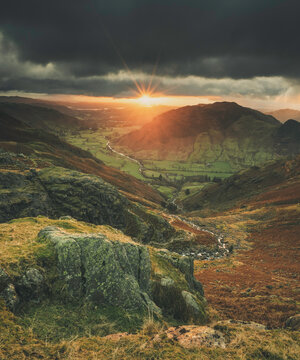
[115, 102, 290, 169]
[267, 108, 300, 123]
[0, 102, 85, 133]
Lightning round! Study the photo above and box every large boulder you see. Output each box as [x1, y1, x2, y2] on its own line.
[38, 226, 158, 311]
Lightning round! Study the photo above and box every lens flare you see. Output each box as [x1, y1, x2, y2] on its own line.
[137, 94, 154, 106]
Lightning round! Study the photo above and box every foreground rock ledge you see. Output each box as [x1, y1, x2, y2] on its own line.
[34, 226, 207, 323]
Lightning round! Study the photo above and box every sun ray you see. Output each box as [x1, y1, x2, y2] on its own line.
[146, 53, 160, 94]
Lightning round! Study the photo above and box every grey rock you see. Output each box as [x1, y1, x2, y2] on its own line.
[0, 167, 174, 245]
[16, 268, 45, 302]
[285, 314, 300, 330]
[182, 290, 201, 318]
[38, 226, 158, 311]
[0, 268, 10, 293]
[161, 277, 175, 287]
[151, 274, 207, 324]
[59, 215, 75, 220]
[156, 251, 203, 296]
[39, 226, 83, 300]
[2, 284, 19, 311]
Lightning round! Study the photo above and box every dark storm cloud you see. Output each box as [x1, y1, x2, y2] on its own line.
[0, 0, 300, 79]
[0, 77, 134, 96]
[0, 0, 300, 97]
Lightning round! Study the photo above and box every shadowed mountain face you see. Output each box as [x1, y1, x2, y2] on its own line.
[274, 120, 300, 155]
[115, 102, 291, 167]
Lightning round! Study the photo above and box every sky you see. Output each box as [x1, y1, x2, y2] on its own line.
[1, 0, 300, 109]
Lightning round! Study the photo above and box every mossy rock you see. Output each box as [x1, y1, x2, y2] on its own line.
[38, 226, 157, 312]
[150, 250, 207, 324]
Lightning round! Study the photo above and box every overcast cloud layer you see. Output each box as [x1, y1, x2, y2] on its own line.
[0, 0, 299, 98]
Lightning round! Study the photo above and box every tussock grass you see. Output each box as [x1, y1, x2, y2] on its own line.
[141, 309, 165, 337]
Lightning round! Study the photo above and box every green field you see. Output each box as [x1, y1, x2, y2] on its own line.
[65, 128, 145, 180]
[65, 128, 235, 200]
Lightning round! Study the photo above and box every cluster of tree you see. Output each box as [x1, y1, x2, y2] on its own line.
[155, 173, 223, 187]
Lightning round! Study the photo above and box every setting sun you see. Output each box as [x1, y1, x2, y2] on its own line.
[137, 94, 155, 107]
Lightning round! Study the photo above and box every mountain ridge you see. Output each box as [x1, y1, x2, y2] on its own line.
[115, 101, 288, 166]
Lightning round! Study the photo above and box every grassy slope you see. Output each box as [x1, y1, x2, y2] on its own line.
[115, 102, 281, 169]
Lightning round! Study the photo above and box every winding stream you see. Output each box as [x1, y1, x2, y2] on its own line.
[170, 214, 229, 260]
[107, 140, 229, 260]
[106, 140, 144, 175]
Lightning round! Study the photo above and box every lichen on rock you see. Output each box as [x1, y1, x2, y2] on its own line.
[38, 226, 158, 311]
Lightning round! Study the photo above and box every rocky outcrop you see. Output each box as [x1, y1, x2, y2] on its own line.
[154, 250, 204, 295]
[38, 226, 159, 311]
[0, 167, 130, 228]
[150, 250, 207, 324]
[124, 205, 175, 244]
[0, 266, 46, 311]
[0, 224, 206, 324]
[38, 167, 128, 229]
[0, 170, 52, 222]
[38, 226, 206, 322]
[0, 167, 175, 244]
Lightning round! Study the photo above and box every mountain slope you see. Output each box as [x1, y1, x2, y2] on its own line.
[0, 111, 164, 205]
[0, 102, 85, 133]
[274, 119, 300, 155]
[182, 155, 300, 212]
[115, 102, 286, 168]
